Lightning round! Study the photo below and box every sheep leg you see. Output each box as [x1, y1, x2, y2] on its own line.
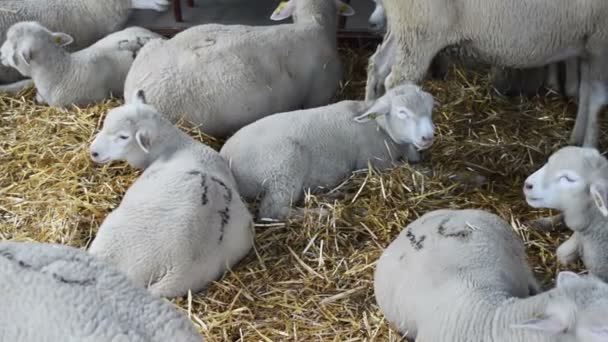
[569, 58, 591, 146]
[258, 179, 304, 221]
[525, 213, 566, 232]
[365, 30, 396, 101]
[384, 40, 443, 91]
[556, 233, 581, 265]
[582, 80, 608, 147]
[0, 79, 34, 95]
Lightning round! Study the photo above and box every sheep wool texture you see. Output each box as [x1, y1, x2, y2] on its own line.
[0, 241, 203, 342]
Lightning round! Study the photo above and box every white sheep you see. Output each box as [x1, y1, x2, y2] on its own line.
[365, 0, 608, 148]
[122, 0, 355, 138]
[374, 208, 608, 341]
[368, 0, 580, 98]
[219, 83, 435, 220]
[0, 21, 164, 107]
[0, 0, 169, 91]
[0, 241, 203, 342]
[88, 90, 254, 298]
[524, 146, 608, 282]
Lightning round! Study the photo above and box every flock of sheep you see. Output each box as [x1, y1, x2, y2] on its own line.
[1, 0, 608, 341]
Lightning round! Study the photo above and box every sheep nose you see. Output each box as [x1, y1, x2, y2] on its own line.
[524, 182, 533, 190]
[91, 151, 99, 158]
[369, 22, 378, 30]
[421, 135, 433, 142]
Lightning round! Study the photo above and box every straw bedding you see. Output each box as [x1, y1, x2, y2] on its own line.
[0, 45, 602, 341]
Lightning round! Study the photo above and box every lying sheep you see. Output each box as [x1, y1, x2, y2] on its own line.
[123, 0, 355, 138]
[0, 22, 163, 107]
[0, 241, 202, 342]
[524, 146, 608, 282]
[0, 0, 169, 89]
[367, 0, 580, 99]
[220, 83, 435, 220]
[88, 90, 254, 298]
[374, 208, 608, 341]
[366, 0, 608, 147]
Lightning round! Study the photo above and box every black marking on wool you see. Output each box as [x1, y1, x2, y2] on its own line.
[0, 250, 96, 286]
[211, 177, 233, 243]
[187, 170, 209, 205]
[437, 219, 471, 240]
[52, 273, 96, 286]
[405, 230, 425, 251]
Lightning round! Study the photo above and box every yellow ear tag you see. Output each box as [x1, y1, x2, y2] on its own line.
[55, 36, 63, 44]
[594, 193, 608, 216]
[338, 3, 348, 14]
[273, 1, 289, 16]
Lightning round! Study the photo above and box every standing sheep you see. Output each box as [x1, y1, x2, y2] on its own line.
[524, 146, 608, 282]
[123, 0, 355, 138]
[88, 90, 254, 298]
[367, 0, 580, 98]
[366, 0, 608, 147]
[1, 21, 164, 107]
[374, 208, 608, 341]
[0, 241, 203, 342]
[220, 83, 435, 220]
[0, 0, 169, 90]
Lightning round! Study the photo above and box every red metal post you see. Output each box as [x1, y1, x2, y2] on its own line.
[187, 0, 194, 7]
[173, 0, 183, 22]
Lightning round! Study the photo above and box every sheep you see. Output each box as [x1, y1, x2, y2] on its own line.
[88, 90, 254, 298]
[367, 0, 581, 99]
[374, 208, 608, 341]
[365, 0, 608, 148]
[219, 83, 435, 220]
[122, 0, 356, 138]
[0, 22, 164, 108]
[523, 146, 608, 282]
[0, 241, 203, 342]
[0, 0, 169, 90]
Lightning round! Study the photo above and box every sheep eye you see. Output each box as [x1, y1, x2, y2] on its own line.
[119, 135, 129, 140]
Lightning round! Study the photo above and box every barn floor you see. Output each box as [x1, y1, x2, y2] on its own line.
[0, 44, 599, 340]
[129, 0, 376, 31]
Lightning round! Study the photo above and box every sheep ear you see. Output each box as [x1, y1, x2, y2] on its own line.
[590, 181, 608, 217]
[132, 90, 147, 105]
[589, 326, 608, 342]
[354, 99, 390, 123]
[511, 315, 567, 334]
[135, 129, 150, 154]
[51, 32, 74, 47]
[270, 1, 296, 21]
[18, 48, 31, 66]
[335, 0, 355, 16]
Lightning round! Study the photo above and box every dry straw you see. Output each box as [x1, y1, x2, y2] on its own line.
[0, 45, 601, 341]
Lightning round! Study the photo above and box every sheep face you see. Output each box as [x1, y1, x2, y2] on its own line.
[513, 272, 608, 342]
[269, 0, 355, 22]
[523, 146, 608, 217]
[0, 21, 73, 77]
[354, 84, 435, 150]
[368, 0, 386, 32]
[90, 91, 158, 169]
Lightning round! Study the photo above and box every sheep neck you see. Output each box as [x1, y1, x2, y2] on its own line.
[143, 121, 194, 170]
[30, 45, 71, 94]
[293, 0, 338, 40]
[563, 199, 608, 235]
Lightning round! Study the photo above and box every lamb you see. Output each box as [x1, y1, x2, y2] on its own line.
[219, 83, 435, 220]
[374, 208, 608, 341]
[0, 21, 164, 107]
[524, 146, 608, 282]
[365, 0, 608, 147]
[0, 0, 169, 89]
[123, 0, 355, 138]
[367, 0, 580, 98]
[0, 241, 203, 342]
[88, 90, 254, 298]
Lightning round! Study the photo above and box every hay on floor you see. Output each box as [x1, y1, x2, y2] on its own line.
[0, 45, 599, 341]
